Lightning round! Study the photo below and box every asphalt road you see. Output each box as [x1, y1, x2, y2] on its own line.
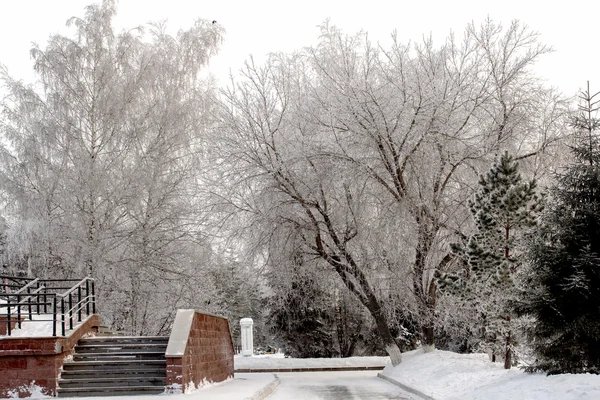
[266, 371, 412, 399]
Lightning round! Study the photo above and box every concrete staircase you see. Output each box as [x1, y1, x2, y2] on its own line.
[57, 336, 169, 397]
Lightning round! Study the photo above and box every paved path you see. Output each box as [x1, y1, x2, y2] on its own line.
[266, 371, 411, 399]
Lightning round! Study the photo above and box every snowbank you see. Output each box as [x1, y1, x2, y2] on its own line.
[380, 349, 600, 400]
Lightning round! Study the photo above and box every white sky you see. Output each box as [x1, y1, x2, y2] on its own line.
[0, 0, 599, 96]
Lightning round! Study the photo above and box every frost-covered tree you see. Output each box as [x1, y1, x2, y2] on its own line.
[214, 19, 563, 363]
[437, 152, 542, 368]
[0, 0, 224, 333]
[522, 83, 600, 374]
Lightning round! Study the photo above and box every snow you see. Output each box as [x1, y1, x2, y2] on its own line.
[180, 374, 274, 399]
[6, 382, 48, 398]
[0, 298, 89, 338]
[266, 370, 414, 400]
[235, 352, 389, 369]
[165, 309, 195, 357]
[0, 314, 85, 338]
[380, 348, 600, 400]
[3, 343, 598, 399]
[14, 373, 277, 400]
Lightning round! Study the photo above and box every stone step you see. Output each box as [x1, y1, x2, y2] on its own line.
[95, 325, 126, 337]
[61, 366, 167, 379]
[57, 335, 170, 397]
[62, 359, 166, 371]
[73, 351, 165, 361]
[58, 376, 166, 389]
[60, 368, 166, 380]
[57, 386, 165, 397]
[75, 343, 167, 353]
[78, 336, 168, 345]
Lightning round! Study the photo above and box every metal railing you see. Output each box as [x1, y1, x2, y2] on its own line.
[0, 275, 96, 337]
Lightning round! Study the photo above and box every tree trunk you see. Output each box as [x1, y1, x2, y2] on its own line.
[504, 316, 512, 369]
[413, 212, 437, 351]
[367, 295, 402, 365]
[312, 215, 403, 365]
[504, 346, 512, 369]
[422, 325, 435, 351]
[330, 265, 403, 364]
[337, 260, 403, 365]
[324, 265, 403, 365]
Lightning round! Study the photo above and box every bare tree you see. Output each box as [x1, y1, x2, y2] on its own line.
[215, 19, 566, 361]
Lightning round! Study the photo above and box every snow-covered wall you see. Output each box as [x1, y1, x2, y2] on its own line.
[165, 309, 234, 392]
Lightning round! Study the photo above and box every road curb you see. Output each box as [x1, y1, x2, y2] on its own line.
[377, 373, 436, 400]
[247, 373, 280, 400]
[235, 366, 385, 373]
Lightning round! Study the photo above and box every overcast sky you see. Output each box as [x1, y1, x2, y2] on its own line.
[0, 0, 598, 97]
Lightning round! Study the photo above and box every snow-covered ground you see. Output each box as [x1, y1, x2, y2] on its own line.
[235, 352, 389, 369]
[5, 346, 600, 399]
[8, 374, 277, 399]
[266, 370, 411, 400]
[380, 348, 600, 400]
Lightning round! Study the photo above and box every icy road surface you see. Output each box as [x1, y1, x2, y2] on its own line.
[267, 371, 412, 399]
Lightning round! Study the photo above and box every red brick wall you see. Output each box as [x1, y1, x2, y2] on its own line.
[166, 311, 234, 392]
[0, 314, 100, 398]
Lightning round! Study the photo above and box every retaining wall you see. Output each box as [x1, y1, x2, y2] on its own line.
[0, 314, 100, 397]
[165, 310, 234, 392]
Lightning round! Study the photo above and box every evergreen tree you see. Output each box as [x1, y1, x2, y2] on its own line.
[266, 253, 337, 358]
[265, 249, 382, 358]
[209, 259, 266, 350]
[437, 152, 542, 368]
[523, 83, 600, 374]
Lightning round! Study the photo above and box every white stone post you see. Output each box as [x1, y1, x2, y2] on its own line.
[240, 318, 254, 357]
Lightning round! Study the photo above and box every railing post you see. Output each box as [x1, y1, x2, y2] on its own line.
[61, 297, 66, 336]
[17, 298, 22, 329]
[44, 290, 48, 314]
[68, 292, 73, 330]
[77, 285, 82, 322]
[91, 281, 96, 314]
[27, 287, 32, 320]
[36, 281, 40, 314]
[52, 296, 57, 337]
[7, 298, 11, 336]
[85, 279, 90, 315]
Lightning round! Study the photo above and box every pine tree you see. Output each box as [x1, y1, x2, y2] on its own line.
[523, 83, 600, 374]
[437, 152, 542, 368]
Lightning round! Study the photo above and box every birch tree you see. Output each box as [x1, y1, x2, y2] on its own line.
[0, 0, 224, 333]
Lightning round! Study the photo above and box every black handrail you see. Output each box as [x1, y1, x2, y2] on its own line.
[1, 276, 96, 337]
[55, 277, 95, 336]
[14, 278, 40, 294]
